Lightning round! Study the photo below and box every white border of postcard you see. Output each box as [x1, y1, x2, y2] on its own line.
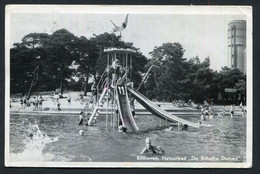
[5, 5, 252, 168]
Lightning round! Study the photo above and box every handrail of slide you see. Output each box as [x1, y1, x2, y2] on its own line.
[116, 85, 139, 132]
[137, 65, 159, 91]
[128, 87, 200, 128]
[88, 88, 107, 125]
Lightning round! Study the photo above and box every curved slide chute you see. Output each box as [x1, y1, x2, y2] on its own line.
[128, 88, 200, 129]
[116, 85, 139, 133]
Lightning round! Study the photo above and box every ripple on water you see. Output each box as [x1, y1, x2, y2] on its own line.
[9, 114, 246, 162]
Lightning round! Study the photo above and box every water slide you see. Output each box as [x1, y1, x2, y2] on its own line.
[116, 86, 139, 133]
[128, 88, 200, 129]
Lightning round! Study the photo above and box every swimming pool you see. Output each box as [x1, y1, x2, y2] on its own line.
[9, 114, 246, 162]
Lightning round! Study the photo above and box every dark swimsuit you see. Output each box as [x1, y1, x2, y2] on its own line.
[115, 67, 120, 75]
[146, 146, 157, 154]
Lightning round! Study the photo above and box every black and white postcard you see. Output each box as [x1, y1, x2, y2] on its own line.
[5, 5, 252, 168]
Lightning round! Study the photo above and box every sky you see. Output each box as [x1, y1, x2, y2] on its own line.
[9, 12, 246, 70]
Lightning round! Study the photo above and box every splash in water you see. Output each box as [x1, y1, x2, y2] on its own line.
[10, 121, 63, 162]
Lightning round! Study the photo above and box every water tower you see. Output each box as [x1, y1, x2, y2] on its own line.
[227, 20, 246, 74]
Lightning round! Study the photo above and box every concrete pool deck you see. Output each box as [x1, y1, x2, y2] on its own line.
[9, 92, 246, 116]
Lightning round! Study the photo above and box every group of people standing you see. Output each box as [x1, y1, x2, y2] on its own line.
[32, 95, 44, 111]
[20, 95, 43, 111]
[19, 96, 27, 109]
[201, 101, 246, 121]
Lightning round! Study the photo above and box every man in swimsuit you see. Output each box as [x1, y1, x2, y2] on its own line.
[140, 138, 165, 155]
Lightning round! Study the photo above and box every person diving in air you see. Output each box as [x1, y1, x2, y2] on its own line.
[110, 14, 129, 36]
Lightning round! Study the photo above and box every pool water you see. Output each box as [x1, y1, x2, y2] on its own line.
[9, 114, 246, 162]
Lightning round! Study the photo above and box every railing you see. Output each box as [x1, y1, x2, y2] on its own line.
[94, 66, 109, 104]
[137, 65, 159, 91]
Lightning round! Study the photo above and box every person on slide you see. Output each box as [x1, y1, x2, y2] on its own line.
[117, 76, 125, 95]
[118, 125, 127, 133]
[117, 110, 127, 133]
[111, 59, 120, 88]
[140, 138, 165, 155]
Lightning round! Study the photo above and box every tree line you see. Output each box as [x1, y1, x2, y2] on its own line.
[10, 29, 147, 99]
[10, 29, 246, 103]
[142, 43, 246, 103]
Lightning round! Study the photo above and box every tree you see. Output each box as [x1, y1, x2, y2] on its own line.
[188, 57, 215, 103]
[10, 44, 40, 95]
[147, 42, 187, 101]
[146, 43, 226, 103]
[215, 67, 246, 101]
[70, 36, 99, 95]
[10, 33, 51, 98]
[234, 79, 246, 94]
[46, 29, 78, 94]
[10, 29, 77, 96]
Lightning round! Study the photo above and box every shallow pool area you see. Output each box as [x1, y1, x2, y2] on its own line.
[9, 113, 246, 163]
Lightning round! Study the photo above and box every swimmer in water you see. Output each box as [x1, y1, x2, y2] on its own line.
[78, 111, 84, 125]
[79, 130, 84, 136]
[230, 105, 234, 118]
[199, 121, 214, 128]
[118, 125, 127, 133]
[177, 123, 188, 130]
[166, 126, 174, 131]
[181, 124, 188, 130]
[140, 138, 165, 155]
[29, 133, 34, 139]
